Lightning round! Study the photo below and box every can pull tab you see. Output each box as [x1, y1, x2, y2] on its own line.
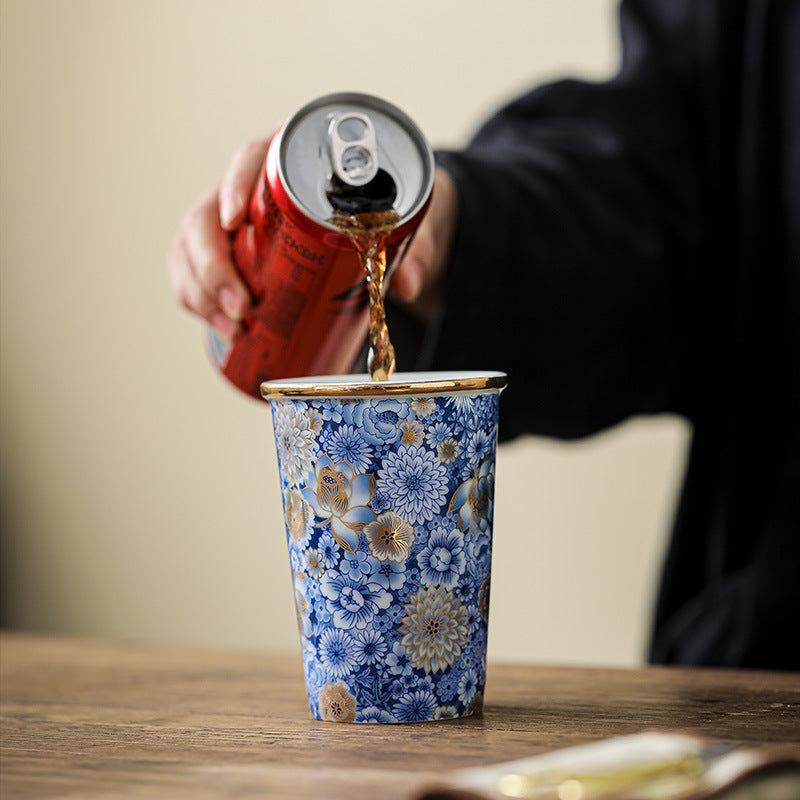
[328, 112, 379, 187]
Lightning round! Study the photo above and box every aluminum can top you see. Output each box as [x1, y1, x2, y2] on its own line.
[274, 91, 434, 232]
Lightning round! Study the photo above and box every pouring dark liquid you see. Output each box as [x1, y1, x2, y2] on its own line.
[328, 168, 400, 381]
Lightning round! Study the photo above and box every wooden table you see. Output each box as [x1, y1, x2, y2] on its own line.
[2, 631, 798, 799]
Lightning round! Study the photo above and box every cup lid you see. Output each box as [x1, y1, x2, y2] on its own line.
[261, 371, 508, 399]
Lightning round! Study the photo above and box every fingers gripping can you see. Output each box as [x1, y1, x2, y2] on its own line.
[208, 92, 435, 398]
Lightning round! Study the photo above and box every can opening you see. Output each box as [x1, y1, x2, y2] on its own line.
[326, 167, 397, 215]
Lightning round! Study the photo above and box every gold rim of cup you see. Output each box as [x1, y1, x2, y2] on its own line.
[261, 371, 508, 399]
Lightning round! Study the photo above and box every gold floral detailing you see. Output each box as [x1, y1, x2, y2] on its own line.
[302, 455, 377, 553]
[317, 464, 351, 516]
[399, 585, 469, 673]
[318, 681, 357, 723]
[437, 437, 460, 464]
[363, 512, 416, 562]
[273, 403, 322, 487]
[410, 398, 436, 417]
[399, 420, 425, 446]
[305, 547, 325, 579]
[283, 488, 311, 543]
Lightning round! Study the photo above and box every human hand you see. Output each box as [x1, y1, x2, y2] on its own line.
[169, 140, 458, 340]
[167, 138, 270, 342]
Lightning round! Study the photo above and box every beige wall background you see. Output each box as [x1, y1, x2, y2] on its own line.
[1, 0, 689, 666]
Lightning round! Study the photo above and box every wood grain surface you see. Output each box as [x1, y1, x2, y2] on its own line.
[2, 631, 798, 799]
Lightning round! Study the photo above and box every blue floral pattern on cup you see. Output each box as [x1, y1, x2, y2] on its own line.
[269, 389, 500, 723]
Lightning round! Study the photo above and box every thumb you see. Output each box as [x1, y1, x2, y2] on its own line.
[390, 234, 429, 303]
[219, 136, 272, 230]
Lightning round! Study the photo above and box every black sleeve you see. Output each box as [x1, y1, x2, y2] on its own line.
[413, 0, 707, 441]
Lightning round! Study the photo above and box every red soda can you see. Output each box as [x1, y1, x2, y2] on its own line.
[207, 91, 435, 398]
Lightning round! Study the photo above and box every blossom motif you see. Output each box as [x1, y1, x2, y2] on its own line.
[356, 707, 397, 723]
[399, 585, 469, 673]
[353, 628, 388, 665]
[305, 547, 325, 580]
[317, 628, 360, 678]
[283, 488, 312, 544]
[457, 667, 479, 706]
[398, 420, 425, 447]
[437, 437, 460, 464]
[340, 549, 373, 581]
[363, 512, 416, 563]
[427, 422, 451, 448]
[376, 445, 449, 525]
[445, 394, 477, 418]
[448, 455, 495, 536]
[392, 688, 438, 722]
[468, 531, 492, 574]
[272, 401, 322, 486]
[417, 527, 466, 589]
[433, 705, 458, 720]
[385, 640, 413, 676]
[349, 398, 411, 446]
[325, 424, 373, 474]
[317, 532, 340, 569]
[410, 398, 436, 417]
[320, 570, 392, 631]
[466, 429, 493, 466]
[371, 560, 407, 591]
[302, 454, 376, 552]
[318, 681, 357, 723]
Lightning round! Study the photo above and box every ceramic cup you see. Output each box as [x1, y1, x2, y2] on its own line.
[261, 371, 507, 723]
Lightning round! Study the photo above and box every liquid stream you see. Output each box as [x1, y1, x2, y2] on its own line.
[329, 209, 401, 381]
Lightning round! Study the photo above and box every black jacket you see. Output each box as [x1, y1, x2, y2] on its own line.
[410, 0, 799, 668]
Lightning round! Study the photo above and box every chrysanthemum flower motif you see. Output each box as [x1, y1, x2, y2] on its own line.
[427, 422, 451, 447]
[325, 424, 373, 474]
[376, 445, 449, 525]
[448, 455, 495, 536]
[302, 454, 376, 553]
[363, 512, 416, 562]
[399, 585, 469, 673]
[445, 394, 477, 417]
[410, 398, 436, 417]
[273, 402, 322, 487]
[392, 688, 438, 722]
[353, 628, 388, 665]
[398, 420, 425, 446]
[466, 428, 493, 465]
[316, 628, 360, 678]
[437, 437, 460, 464]
[318, 680, 357, 723]
[283, 488, 312, 544]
